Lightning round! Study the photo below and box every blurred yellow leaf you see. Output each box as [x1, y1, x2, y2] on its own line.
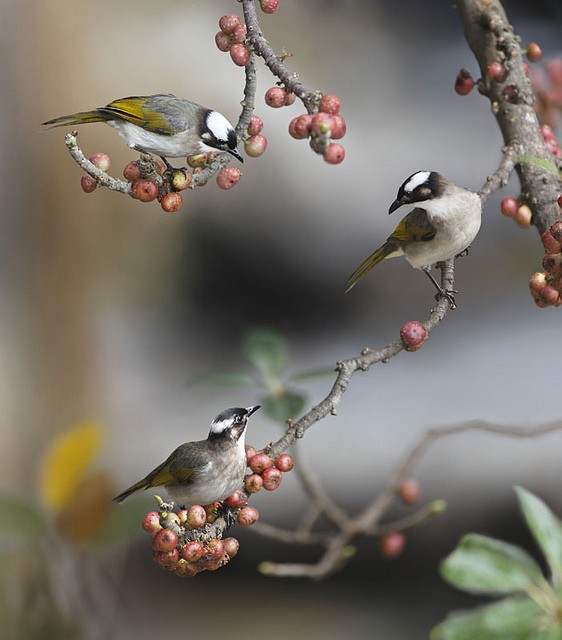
[39, 421, 103, 513]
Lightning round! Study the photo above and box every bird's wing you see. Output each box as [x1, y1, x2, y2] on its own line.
[99, 96, 176, 135]
[389, 207, 436, 243]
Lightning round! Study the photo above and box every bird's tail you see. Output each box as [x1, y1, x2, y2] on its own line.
[42, 110, 105, 129]
[112, 478, 149, 504]
[345, 242, 396, 292]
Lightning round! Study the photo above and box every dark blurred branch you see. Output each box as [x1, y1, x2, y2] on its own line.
[456, 0, 561, 234]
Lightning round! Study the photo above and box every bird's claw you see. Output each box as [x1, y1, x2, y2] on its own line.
[221, 506, 237, 530]
[434, 288, 458, 310]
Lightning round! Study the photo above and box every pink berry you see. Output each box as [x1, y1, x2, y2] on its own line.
[400, 321, 427, 350]
[454, 68, 474, 95]
[514, 204, 532, 228]
[80, 174, 97, 193]
[330, 115, 347, 140]
[180, 540, 204, 563]
[265, 86, 286, 108]
[288, 114, 312, 139]
[230, 43, 250, 67]
[259, 0, 279, 14]
[232, 22, 247, 44]
[526, 42, 543, 63]
[248, 453, 273, 474]
[284, 91, 296, 106]
[174, 559, 198, 577]
[244, 473, 264, 494]
[186, 505, 206, 529]
[223, 537, 240, 558]
[274, 453, 294, 472]
[541, 230, 562, 254]
[550, 221, 562, 240]
[540, 284, 560, 305]
[130, 178, 158, 202]
[380, 532, 406, 559]
[542, 253, 562, 275]
[558, 195, 562, 209]
[160, 192, 183, 213]
[486, 61, 507, 82]
[247, 115, 263, 136]
[224, 489, 248, 509]
[262, 467, 283, 491]
[89, 152, 111, 172]
[323, 143, 345, 164]
[205, 539, 226, 561]
[529, 272, 547, 292]
[153, 548, 180, 568]
[500, 197, 518, 218]
[540, 124, 557, 144]
[319, 93, 341, 115]
[244, 134, 268, 158]
[142, 511, 162, 533]
[152, 528, 178, 553]
[397, 478, 421, 505]
[245, 445, 257, 464]
[216, 167, 241, 190]
[219, 14, 240, 35]
[311, 112, 332, 135]
[237, 505, 259, 527]
[215, 31, 232, 52]
[123, 161, 141, 181]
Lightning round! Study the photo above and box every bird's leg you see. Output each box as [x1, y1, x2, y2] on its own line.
[220, 505, 237, 530]
[422, 267, 458, 310]
[159, 155, 175, 175]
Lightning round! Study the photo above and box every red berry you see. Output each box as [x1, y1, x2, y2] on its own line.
[230, 43, 250, 67]
[232, 22, 247, 44]
[224, 489, 248, 509]
[400, 321, 427, 350]
[529, 272, 547, 293]
[142, 511, 162, 533]
[237, 505, 259, 527]
[131, 178, 158, 202]
[558, 195, 562, 209]
[244, 473, 264, 494]
[80, 174, 97, 193]
[215, 31, 232, 52]
[311, 112, 332, 135]
[540, 284, 560, 305]
[397, 478, 421, 505]
[216, 167, 241, 190]
[284, 91, 296, 106]
[174, 559, 198, 577]
[541, 230, 562, 254]
[542, 253, 562, 275]
[205, 539, 226, 561]
[89, 152, 111, 172]
[245, 445, 257, 464]
[454, 69, 474, 96]
[500, 197, 518, 218]
[265, 86, 287, 108]
[248, 453, 273, 474]
[330, 115, 347, 140]
[152, 528, 178, 553]
[550, 221, 562, 240]
[486, 61, 507, 82]
[262, 467, 283, 491]
[223, 537, 240, 559]
[274, 453, 294, 472]
[260, 0, 279, 14]
[180, 540, 204, 562]
[323, 143, 345, 164]
[204, 502, 221, 524]
[219, 14, 240, 35]
[160, 192, 183, 213]
[153, 548, 180, 568]
[244, 134, 268, 158]
[288, 114, 312, 139]
[123, 161, 141, 181]
[380, 532, 406, 559]
[186, 505, 206, 529]
[319, 94, 341, 115]
[526, 42, 543, 63]
[247, 115, 263, 136]
[501, 85, 519, 104]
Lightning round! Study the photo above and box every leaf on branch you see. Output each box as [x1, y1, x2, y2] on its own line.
[440, 533, 544, 596]
[261, 391, 306, 423]
[243, 329, 289, 383]
[187, 370, 257, 388]
[515, 486, 562, 587]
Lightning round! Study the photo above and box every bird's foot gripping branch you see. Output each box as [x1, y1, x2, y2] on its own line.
[143, 448, 294, 578]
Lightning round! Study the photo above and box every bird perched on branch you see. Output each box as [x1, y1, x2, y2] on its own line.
[43, 94, 243, 165]
[113, 405, 260, 506]
[345, 170, 482, 308]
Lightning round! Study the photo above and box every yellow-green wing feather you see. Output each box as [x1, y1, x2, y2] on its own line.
[100, 96, 175, 135]
[389, 208, 436, 243]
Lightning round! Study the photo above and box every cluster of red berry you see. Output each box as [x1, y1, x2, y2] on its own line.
[288, 94, 346, 164]
[380, 478, 422, 559]
[531, 59, 562, 129]
[142, 449, 294, 577]
[529, 220, 562, 307]
[399, 321, 428, 352]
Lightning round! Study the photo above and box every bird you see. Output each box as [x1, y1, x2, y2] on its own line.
[43, 94, 243, 166]
[345, 170, 482, 308]
[112, 405, 260, 506]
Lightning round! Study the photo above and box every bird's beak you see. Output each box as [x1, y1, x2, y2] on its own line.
[389, 198, 404, 214]
[228, 147, 244, 163]
[245, 405, 261, 417]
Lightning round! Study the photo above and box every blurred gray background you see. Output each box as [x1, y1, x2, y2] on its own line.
[1, 0, 561, 638]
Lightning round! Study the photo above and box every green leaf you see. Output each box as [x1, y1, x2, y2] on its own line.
[187, 370, 257, 388]
[515, 486, 562, 587]
[440, 533, 544, 596]
[430, 596, 543, 640]
[261, 391, 306, 423]
[243, 329, 288, 383]
[515, 155, 560, 176]
[289, 366, 336, 382]
[0, 496, 48, 551]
